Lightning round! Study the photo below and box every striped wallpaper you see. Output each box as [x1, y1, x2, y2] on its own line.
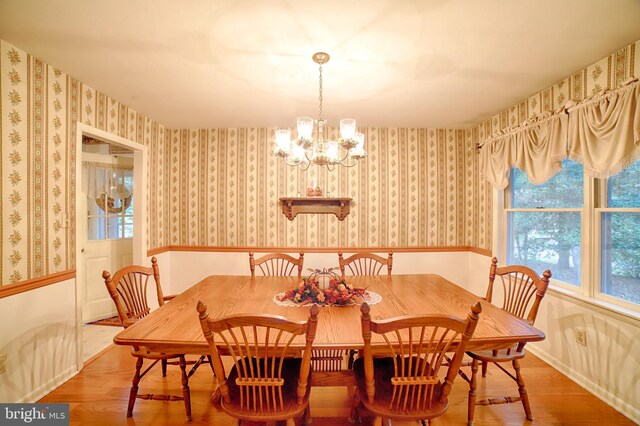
[3, 37, 638, 286]
[0, 40, 164, 284]
[476, 40, 640, 142]
[0, 39, 489, 286]
[148, 128, 490, 250]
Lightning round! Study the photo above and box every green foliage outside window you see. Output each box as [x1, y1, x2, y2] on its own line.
[508, 161, 583, 285]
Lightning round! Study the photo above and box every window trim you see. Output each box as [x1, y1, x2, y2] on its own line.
[497, 166, 640, 317]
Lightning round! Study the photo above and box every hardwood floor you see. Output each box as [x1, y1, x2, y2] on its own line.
[40, 344, 634, 425]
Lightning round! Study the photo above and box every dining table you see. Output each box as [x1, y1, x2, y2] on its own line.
[113, 274, 545, 386]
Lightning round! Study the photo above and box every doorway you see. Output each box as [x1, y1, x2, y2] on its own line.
[75, 123, 148, 367]
[80, 142, 134, 323]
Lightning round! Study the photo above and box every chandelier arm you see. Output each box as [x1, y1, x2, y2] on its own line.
[298, 161, 311, 171]
[281, 158, 300, 167]
[280, 156, 306, 168]
[332, 148, 358, 167]
[339, 158, 359, 168]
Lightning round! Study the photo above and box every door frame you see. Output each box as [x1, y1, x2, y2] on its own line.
[74, 123, 148, 370]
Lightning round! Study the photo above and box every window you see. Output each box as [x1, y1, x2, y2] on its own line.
[505, 160, 639, 309]
[598, 161, 640, 304]
[87, 173, 133, 240]
[507, 160, 583, 285]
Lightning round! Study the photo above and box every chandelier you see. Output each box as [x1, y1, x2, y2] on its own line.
[273, 52, 367, 171]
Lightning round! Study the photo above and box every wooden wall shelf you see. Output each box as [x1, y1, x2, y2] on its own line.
[279, 197, 352, 221]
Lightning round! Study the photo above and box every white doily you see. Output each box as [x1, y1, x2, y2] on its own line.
[273, 291, 382, 307]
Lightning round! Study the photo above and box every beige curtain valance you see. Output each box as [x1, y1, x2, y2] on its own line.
[567, 78, 640, 178]
[480, 78, 640, 189]
[480, 112, 568, 190]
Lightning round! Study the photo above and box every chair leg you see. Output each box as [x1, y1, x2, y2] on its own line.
[285, 419, 295, 426]
[372, 416, 383, 426]
[302, 404, 311, 425]
[467, 358, 479, 426]
[127, 357, 144, 417]
[161, 358, 167, 377]
[481, 360, 488, 377]
[179, 356, 192, 421]
[513, 359, 532, 421]
[207, 355, 215, 375]
[349, 389, 362, 423]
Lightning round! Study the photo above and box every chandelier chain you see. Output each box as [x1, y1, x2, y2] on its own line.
[318, 63, 323, 119]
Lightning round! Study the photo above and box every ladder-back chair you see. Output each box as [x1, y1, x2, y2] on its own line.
[352, 302, 482, 425]
[338, 251, 393, 276]
[460, 257, 551, 425]
[249, 252, 304, 278]
[197, 302, 319, 425]
[103, 257, 210, 421]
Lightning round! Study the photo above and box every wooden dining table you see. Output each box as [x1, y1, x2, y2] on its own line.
[114, 274, 544, 386]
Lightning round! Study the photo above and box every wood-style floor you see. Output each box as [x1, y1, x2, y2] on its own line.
[40, 344, 633, 425]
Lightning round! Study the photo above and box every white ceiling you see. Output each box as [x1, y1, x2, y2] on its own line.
[2, 0, 640, 129]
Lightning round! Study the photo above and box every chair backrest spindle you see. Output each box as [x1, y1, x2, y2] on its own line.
[198, 302, 319, 414]
[359, 301, 481, 414]
[486, 257, 551, 325]
[249, 252, 305, 278]
[338, 251, 393, 276]
[103, 257, 165, 329]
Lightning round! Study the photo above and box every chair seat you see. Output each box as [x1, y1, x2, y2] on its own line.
[221, 357, 311, 422]
[466, 348, 526, 362]
[353, 356, 448, 420]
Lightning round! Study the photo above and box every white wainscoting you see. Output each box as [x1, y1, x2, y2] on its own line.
[0, 278, 78, 402]
[151, 250, 473, 295]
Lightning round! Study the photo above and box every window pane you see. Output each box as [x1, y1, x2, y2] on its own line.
[124, 224, 134, 238]
[601, 212, 640, 304]
[124, 195, 134, 215]
[508, 211, 581, 285]
[107, 216, 121, 239]
[87, 217, 104, 240]
[511, 160, 583, 208]
[608, 161, 640, 208]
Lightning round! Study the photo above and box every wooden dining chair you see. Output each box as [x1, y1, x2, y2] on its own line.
[103, 257, 211, 421]
[249, 252, 304, 278]
[338, 251, 393, 276]
[352, 301, 482, 425]
[460, 257, 551, 425]
[197, 302, 319, 425]
[336, 250, 393, 371]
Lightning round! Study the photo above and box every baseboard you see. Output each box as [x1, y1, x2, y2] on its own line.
[21, 365, 78, 403]
[528, 346, 639, 424]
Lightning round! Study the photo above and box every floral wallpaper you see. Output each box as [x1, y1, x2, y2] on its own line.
[0, 40, 165, 285]
[4, 37, 638, 286]
[147, 128, 488, 250]
[0, 39, 487, 286]
[476, 40, 640, 142]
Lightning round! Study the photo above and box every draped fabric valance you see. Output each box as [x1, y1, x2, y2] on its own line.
[480, 78, 640, 189]
[480, 113, 568, 190]
[567, 78, 640, 178]
[82, 161, 133, 201]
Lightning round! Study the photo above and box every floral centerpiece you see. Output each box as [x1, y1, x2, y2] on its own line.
[276, 268, 368, 306]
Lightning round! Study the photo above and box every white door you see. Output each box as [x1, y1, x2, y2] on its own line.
[79, 150, 134, 323]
